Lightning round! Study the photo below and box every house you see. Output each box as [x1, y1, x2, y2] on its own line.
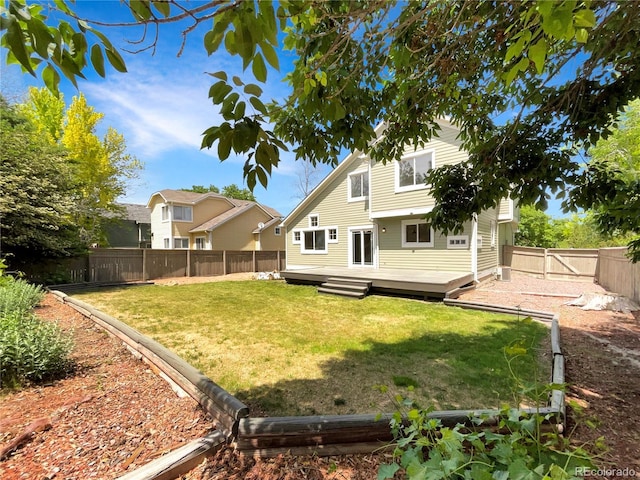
[103, 203, 151, 248]
[147, 189, 284, 251]
[280, 120, 518, 298]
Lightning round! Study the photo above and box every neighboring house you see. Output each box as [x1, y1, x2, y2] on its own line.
[281, 120, 518, 284]
[103, 203, 151, 248]
[147, 189, 284, 251]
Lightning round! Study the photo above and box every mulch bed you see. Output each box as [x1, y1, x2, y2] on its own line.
[1, 275, 639, 478]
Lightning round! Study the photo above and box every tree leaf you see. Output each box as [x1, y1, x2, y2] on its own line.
[5, 20, 35, 75]
[105, 48, 127, 72]
[527, 38, 547, 74]
[42, 63, 60, 94]
[244, 83, 263, 96]
[208, 80, 233, 104]
[218, 131, 233, 159]
[252, 52, 267, 82]
[26, 18, 54, 58]
[204, 29, 225, 55]
[207, 70, 228, 82]
[260, 40, 279, 70]
[249, 95, 268, 115]
[152, 1, 170, 17]
[90, 44, 105, 77]
[256, 164, 268, 188]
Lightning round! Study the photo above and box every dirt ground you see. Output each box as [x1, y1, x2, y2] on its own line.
[1, 272, 638, 479]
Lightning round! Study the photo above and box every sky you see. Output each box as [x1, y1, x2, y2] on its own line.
[0, 1, 334, 217]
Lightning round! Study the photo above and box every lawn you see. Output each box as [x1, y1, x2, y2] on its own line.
[74, 280, 549, 416]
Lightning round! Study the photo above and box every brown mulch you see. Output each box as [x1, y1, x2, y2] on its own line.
[1, 273, 639, 479]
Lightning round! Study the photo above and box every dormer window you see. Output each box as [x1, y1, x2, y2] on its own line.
[309, 214, 319, 227]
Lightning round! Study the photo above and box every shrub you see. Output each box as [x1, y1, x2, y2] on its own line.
[0, 277, 45, 317]
[0, 311, 73, 388]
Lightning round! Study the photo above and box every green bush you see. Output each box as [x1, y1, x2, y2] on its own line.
[0, 277, 45, 317]
[0, 311, 74, 388]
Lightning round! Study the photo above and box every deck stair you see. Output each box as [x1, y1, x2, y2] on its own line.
[317, 277, 372, 299]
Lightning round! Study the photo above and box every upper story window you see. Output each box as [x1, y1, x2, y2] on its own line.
[173, 205, 193, 222]
[274, 226, 282, 236]
[396, 151, 434, 192]
[309, 214, 319, 227]
[401, 219, 434, 248]
[161, 205, 169, 221]
[293, 231, 301, 244]
[348, 171, 369, 201]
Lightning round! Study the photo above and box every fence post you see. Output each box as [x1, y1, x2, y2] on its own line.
[142, 248, 148, 281]
[186, 249, 191, 277]
[543, 248, 548, 279]
[277, 250, 281, 271]
[223, 250, 227, 275]
[84, 254, 91, 283]
[253, 250, 257, 272]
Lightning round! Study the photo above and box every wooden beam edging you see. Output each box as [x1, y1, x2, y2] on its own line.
[117, 430, 227, 480]
[48, 291, 249, 436]
[443, 298, 555, 321]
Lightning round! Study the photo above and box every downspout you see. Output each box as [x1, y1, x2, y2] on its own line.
[471, 213, 478, 282]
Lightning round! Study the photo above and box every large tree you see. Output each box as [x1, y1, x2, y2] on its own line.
[0, 96, 83, 262]
[3, 0, 639, 257]
[20, 88, 143, 244]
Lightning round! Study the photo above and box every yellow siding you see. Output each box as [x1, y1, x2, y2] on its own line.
[377, 219, 472, 272]
[211, 207, 275, 251]
[371, 125, 467, 213]
[193, 197, 233, 226]
[258, 225, 286, 251]
[476, 209, 499, 274]
[286, 157, 371, 267]
[149, 199, 170, 248]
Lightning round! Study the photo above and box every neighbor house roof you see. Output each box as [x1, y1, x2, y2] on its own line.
[103, 203, 151, 224]
[146, 189, 235, 208]
[189, 203, 255, 233]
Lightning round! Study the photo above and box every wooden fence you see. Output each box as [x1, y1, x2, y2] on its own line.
[23, 248, 286, 284]
[596, 247, 640, 304]
[503, 245, 599, 281]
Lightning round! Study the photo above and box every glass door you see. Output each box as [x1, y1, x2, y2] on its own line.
[352, 230, 373, 266]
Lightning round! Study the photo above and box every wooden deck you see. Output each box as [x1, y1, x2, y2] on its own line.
[280, 267, 475, 299]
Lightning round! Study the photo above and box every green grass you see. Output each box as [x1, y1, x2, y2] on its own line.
[75, 281, 549, 416]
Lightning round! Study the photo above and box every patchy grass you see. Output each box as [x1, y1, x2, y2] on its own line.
[75, 281, 548, 416]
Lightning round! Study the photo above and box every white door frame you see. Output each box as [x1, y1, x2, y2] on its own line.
[347, 225, 378, 268]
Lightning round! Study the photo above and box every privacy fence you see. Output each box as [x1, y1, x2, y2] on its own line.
[504, 245, 639, 304]
[23, 248, 286, 284]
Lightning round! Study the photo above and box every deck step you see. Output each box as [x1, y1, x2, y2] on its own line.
[318, 278, 371, 299]
[317, 286, 367, 299]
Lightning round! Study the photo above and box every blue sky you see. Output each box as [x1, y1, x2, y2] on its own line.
[0, 1, 333, 217]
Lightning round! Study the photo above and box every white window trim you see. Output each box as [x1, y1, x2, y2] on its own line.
[308, 213, 319, 228]
[161, 205, 169, 222]
[490, 220, 497, 247]
[163, 237, 170, 249]
[172, 204, 193, 223]
[347, 225, 378, 268]
[173, 237, 190, 249]
[301, 228, 328, 254]
[195, 236, 206, 250]
[447, 235, 469, 249]
[401, 219, 434, 248]
[395, 149, 435, 193]
[292, 230, 301, 244]
[347, 169, 369, 202]
[327, 226, 338, 244]
[274, 226, 282, 236]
